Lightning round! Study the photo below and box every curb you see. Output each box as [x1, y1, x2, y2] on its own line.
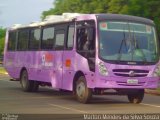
[145, 89, 160, 96]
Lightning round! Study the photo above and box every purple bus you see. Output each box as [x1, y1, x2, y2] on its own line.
[4, 13, 160, 103]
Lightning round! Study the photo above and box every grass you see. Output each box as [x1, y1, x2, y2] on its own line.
[157, 88, 160, 92]
[0, 66, 7, 74]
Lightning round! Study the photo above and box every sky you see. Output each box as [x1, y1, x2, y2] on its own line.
[0, 0, 54, 28]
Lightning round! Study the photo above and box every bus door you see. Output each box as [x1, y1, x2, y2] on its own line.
[62, 24, 75, 90]
[76, 21, 96, 72]
[52, 29, 65, 88]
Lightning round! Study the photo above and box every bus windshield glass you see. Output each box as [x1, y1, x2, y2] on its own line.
[99, 21, 158, 64]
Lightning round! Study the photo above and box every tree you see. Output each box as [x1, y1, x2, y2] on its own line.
[42, 0, 160, 33]
[127, 0, 160, 32]
[41, 0, 111, 19]
[0, 28, 6, 56]
[107, 0, 129, 14]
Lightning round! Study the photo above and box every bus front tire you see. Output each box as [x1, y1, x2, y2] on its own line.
[75, 76, 92, 104]
[127, 89, 144, 104]
[20, 70, 34, 92]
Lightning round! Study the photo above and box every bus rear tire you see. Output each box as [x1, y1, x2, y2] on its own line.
[75, 76, 92, 104]
[20, 70, 34, 92]
[127, 89, 144, 104]
[32, 81, 39, 92]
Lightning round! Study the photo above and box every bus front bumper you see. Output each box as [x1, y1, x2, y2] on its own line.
[94, 76, 159, 89]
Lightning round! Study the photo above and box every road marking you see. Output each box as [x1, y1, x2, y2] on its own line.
[141, 103, 160, 108]
[0, 97, 54, 100]
[49, 104, 87, 113]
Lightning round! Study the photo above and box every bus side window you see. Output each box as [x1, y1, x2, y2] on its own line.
[66, 25, 74, 50]
[54, 30, 65, 50]
[42, 26, 55, 50]
[77, 28, 86, 51]
[29, 28, 41, 50]
[8, 31, 17, 51]
[84, 27, 95, 51]
[76, 24, 95, 57]
[17, 29, 29, 51]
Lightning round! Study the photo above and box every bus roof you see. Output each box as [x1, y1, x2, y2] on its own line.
[96, 14, 154, 26]
[9, 13, 154, 30]
[9, 13, 87, 30]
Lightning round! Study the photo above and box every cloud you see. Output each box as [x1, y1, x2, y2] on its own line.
[0, 0, 53, 27]
[0, 3, 7, 7]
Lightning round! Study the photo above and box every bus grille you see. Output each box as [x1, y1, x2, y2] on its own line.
[112, 69, 149, 77]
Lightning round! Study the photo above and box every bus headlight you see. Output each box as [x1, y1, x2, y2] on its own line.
[98, 62, 108, 76]
[153, 65, 160, 77]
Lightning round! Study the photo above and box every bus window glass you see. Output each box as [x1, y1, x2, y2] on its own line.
[67, 26, 74, 49]
[42, 27, 54, 50]
[17, 29, 29, 51]
[99, 21, 158, 63]
[29, 28, 41, 50]
[8, 31, 17, 51]
[54, 30, 65, 50]
[76, 21, 95, 52]
[77, 28, 95, 51]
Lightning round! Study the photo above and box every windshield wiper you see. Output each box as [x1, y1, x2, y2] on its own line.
[117, 28, 127, 62]
[117, 24, 147, 64]
[127, 23, 147, 63]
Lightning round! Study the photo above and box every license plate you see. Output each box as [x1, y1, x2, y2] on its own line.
[127, 79, 138, 84]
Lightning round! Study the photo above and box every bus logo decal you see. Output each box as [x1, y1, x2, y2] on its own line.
[129, 71, 135, 77]
[42, 53, 53, 67]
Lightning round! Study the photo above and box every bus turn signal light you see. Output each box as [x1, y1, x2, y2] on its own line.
[65, 59, 71, 67]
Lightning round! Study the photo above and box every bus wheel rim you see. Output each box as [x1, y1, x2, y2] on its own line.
[22, 74, 27, 87]
[76, 82, 85, 99]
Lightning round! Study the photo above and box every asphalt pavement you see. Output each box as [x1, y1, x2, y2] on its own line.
[0, 74, 160, 120]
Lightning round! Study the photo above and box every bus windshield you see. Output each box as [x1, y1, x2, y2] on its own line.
[99, 21, 159, 64]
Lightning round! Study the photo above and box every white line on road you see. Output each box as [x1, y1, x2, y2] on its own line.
[49, 104, 87, 113]
[141, 103, 160, 108]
